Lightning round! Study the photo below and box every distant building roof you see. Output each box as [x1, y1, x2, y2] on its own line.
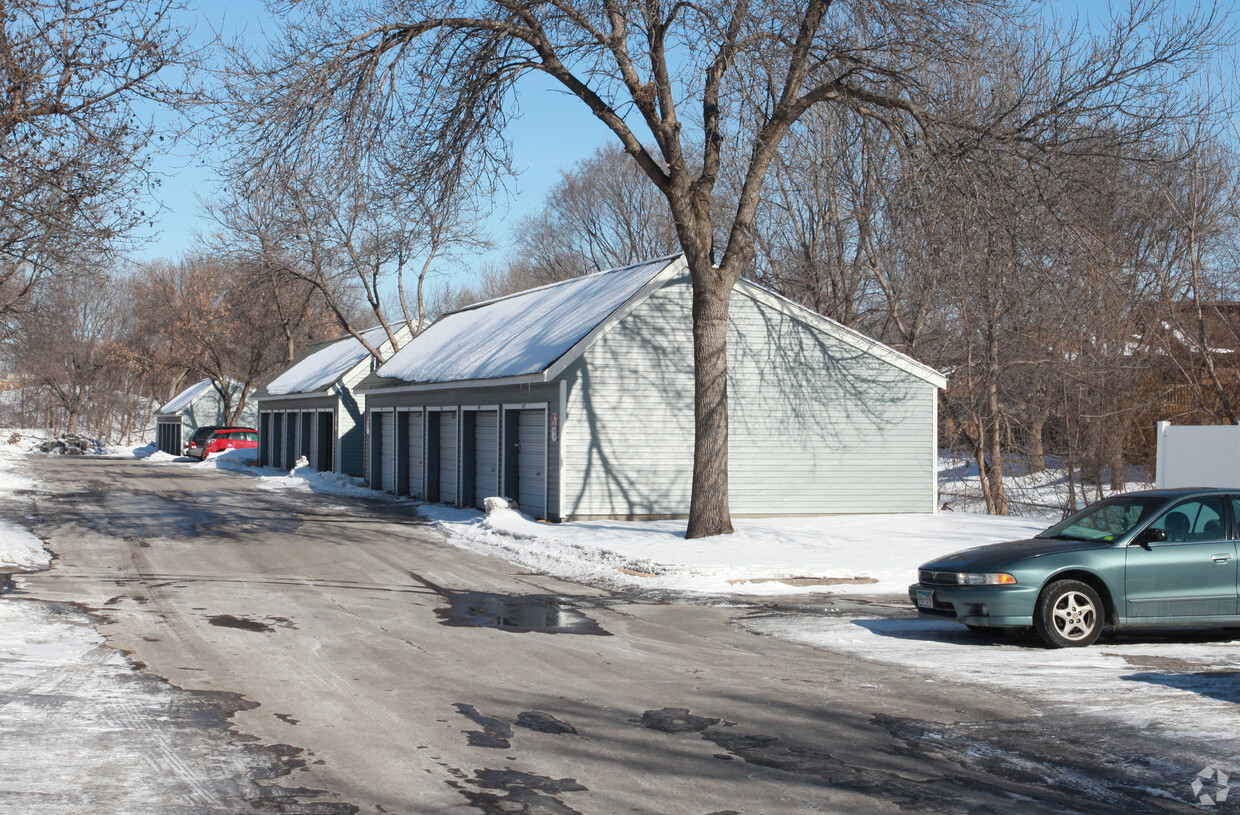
[157, 378, 215, 415]
[265, 326, 393, 395]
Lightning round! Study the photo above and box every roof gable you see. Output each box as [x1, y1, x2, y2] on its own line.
[375, 256, 682, 385]
[734, 279, 947, 388]
[265, 325, 409, 396]
[158, 378, 215, 415]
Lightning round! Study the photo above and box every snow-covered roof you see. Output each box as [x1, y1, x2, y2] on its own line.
[375, 256, 681, 384]
[265, 326, 392, 395]
[157, 379, 215, 415]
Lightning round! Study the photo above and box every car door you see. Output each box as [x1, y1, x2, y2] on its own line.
[1125, 496, 1237, 619]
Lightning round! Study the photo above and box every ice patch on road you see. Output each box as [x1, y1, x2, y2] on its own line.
[0, 601, 279, 812]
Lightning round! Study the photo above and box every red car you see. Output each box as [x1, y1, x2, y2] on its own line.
[184, 426, 259, 460]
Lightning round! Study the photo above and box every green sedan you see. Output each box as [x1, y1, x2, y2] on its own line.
[909, 488, 1240, 647]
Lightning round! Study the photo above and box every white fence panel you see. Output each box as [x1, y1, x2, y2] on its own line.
[1156, 422, 1240, 488]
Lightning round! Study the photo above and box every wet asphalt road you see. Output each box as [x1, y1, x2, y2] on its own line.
[6, 457, 1232, 814]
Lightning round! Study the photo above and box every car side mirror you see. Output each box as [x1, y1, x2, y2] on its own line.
[1132, 527, 1167, 547]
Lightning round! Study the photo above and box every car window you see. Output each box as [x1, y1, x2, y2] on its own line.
[1148, 497, 1227, 543]
[1039, 495, 1163, 542]
[244, 432, 258, 441]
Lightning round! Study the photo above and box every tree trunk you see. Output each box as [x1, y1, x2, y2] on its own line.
[1109, 444, 1125, 492]
[1026, 416, 1046, 474]
[685, 283, 734, 539]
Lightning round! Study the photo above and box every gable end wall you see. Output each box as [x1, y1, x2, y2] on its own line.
[562, 271, 937, 518]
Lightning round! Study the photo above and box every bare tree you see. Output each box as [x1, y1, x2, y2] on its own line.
[510, 145, 681, 283]
[208, 160, 489, 359]
[122, 257, 338, 423]
[0, 263, 151, 440]
[223, 0, 1222, 535]
[0, 0, 193, 325]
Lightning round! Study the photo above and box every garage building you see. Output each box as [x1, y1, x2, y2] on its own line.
[358, 255, 946, 521]
[155, 378, 258, 456]
[255, 325, 412, 474]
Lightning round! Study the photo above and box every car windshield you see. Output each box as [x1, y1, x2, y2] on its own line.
[1037, 495, 1168, 542]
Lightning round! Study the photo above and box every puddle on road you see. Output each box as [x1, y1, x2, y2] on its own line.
[437, 592, 610, 635]
[206, 614, 297, 633]
[407, 572, 610, 635]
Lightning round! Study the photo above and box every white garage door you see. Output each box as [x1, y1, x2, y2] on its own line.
[438, 411, 458, 504]
[474, 411, 499, 509]
[517, 409, 546, 519]
[407, 411, 424, 498]
[379, 411, 395, 493]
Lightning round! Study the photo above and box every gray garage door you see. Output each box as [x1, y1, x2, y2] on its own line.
[517, 409, 546, 519]
[407, 410, 424, 498]
[379, 411, 395, 492]
[438, 411, 458, 504]
[300, 412, 313, 463]
[474, 411, 499, 509]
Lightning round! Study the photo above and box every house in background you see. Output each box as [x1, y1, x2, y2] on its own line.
[356, 255, 946, 521]
[155, 378, 258, 456]
[255, 325, 413, 474]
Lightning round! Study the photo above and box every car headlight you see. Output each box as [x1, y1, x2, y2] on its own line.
[957, 572, 1017, 585]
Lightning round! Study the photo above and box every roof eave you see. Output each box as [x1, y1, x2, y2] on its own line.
[358, 372, 548, 395]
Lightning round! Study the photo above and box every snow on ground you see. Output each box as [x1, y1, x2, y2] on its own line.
[180, 449, 1049, 597]
[13, 432, 1240, 784]
[0, 445, 47, 571]
[207, 450, 1240, 754]
[417, 504, 1045, 596]
[939, 450, 1154, 517]
[744, 612, 1240, 749]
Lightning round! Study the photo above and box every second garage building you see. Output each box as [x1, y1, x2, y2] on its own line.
[356, 255, 945, 521]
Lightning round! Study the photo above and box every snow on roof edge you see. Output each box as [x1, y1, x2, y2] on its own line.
[371, 256, 683, 386]
[444, 253, 684, 318]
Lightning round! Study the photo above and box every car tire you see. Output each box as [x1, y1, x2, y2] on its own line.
[1034, 579, 1103, 648]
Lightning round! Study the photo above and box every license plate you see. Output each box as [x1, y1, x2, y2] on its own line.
[915, 589, 934, 609]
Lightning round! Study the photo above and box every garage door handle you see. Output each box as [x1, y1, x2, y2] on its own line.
[1213, 554, 1231, 564]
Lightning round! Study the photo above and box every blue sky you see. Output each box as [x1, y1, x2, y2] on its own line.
[132, 0, 1216, 275]
[132, 1, 616, 274]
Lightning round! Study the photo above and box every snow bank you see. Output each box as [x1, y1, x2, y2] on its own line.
[190, 447, 257, 470]
[0, 444, 48, 571]
[419, 504, 1045, 597]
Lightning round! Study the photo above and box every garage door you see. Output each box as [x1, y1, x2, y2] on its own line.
[284, 413, 297, 469]
[517, 409, 546, 519]
[379, 411, 395, 492]
[474, 411, 499, 509]
[300, 413, 313, 463]
[272, 413, 284, 468]
[438, 411, 458, 504]
[407, 411, 424, 498]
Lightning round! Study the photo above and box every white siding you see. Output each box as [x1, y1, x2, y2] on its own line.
[563, 269, 937, 517]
